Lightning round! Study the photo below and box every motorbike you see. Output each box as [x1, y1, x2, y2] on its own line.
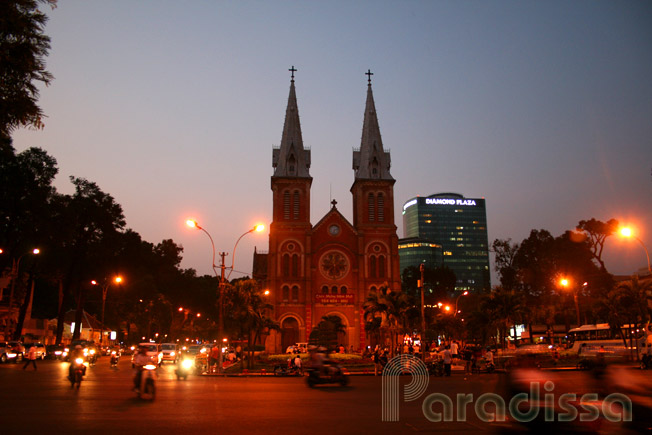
[110, 350, 120, 367]
[136, 364, 157, 400]
[175, 358, 193, 380]
[641, 354, 652, 370]
[305, 362, 349, 387]
[68, 357, 86, 388]
[85, 348, 97, 366]
[273, 364, 302, 376]
[426, 360, 444, 377]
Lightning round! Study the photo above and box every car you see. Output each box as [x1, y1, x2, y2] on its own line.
[23, 343, 47, 360]
[45, 344, 67, 360]
[285, 342, 308, 354]
[159, 343, 179, 364]
[131, 342, 162, 367]
[1, 341, 25, 363]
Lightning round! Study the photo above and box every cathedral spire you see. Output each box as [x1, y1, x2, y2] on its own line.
[272, 66, 311, 178]
[353, 70, 393, 180]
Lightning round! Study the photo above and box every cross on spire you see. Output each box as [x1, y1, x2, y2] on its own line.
[365, 69, 373, 85]
[289, 66, 297, 81]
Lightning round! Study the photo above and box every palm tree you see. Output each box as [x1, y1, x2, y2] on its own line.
[482, 288, 527, 349]
[363, 286, 416, 355]
[225, 279, 279, 369]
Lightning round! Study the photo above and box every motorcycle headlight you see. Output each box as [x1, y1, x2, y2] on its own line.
[182, 359, 193, 369]
[75, 358, 84, 365]
[143, 364, 157, 370]
[90, 349, 96, 355]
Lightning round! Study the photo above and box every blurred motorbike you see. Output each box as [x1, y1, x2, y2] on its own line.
[68, 357, 86, 388]
[306, 362, 349, 387]
[110, 350, 119, 367]
[175, 358, 193, 380]
[136, 364, 157, 400]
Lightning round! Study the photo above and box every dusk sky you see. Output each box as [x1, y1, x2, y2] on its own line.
[12, 1, 652, 282]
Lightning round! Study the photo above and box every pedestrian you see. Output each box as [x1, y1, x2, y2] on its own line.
[463, 346, 473, 374]
[373, 349, 381, 376]
[442, 346, 452, 376]
[294, 355, 302, 374]
[209, 344, 220, 373]
[450, 340, 459, 360]
[23, 344, 38, 370]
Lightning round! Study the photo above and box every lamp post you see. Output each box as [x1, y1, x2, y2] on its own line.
[186, 219, 264, 374]
[559, 278, 586, 326]
[3, 248, 40, 340]
[419, 264, 426, 361]
[454, 291, 469, 317]
[619, 227, 651, 274]
[92, 276, 123, 346]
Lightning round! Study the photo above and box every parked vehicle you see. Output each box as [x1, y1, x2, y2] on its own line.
[286, 342, 308, 354]
[273, 364, 302, 376]
[426, 359, 444, 376]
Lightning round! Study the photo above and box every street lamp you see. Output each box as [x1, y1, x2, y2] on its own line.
[92, 276, 123, 346]
[3, 248, 40, 340]
[186, 219, 264, 374]
[559, 277, 586, 326]
[454, 291, 469, 317]
[619, 226, 651, 274]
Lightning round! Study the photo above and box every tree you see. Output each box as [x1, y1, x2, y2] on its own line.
[574, 218, 619, 272]
[0, 0, 56, 140]
[310, 315, 346, 352]
[492, 238, 519, 290]
[363, 286, 416, 355]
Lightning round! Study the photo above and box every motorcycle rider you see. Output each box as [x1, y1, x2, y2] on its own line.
[132, 344, 154, 391]
[309, 346, 327, 377]
[68, 345, 86, 380]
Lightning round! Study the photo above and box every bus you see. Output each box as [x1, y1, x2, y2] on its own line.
[567, 323, 646, 356]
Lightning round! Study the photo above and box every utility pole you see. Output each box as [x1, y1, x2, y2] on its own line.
[420, 263, 426, 361]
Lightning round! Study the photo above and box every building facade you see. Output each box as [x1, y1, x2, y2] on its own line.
[401, 193, 490, 292]
[257, 71, 401, 353]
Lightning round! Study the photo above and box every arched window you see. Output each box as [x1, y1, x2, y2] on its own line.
[282, 285, 289, 301]
[291, 254, 299, 277]
[322, 285, 329, 294]
[377, 193, 384, 222]
[283, 191, 290, 220]
[281, 254, 290, 277]
[291, 286, 299, 302]
[370, 256, 377, 278]
[331, 286, 338, 295]
[340, 286, 347, 295]
[378, 255, 386, 278]
[368, 193, 375, 221]
[293, 191, 300, 219]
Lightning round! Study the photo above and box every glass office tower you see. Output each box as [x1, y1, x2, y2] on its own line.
[401, 193, 490, 292]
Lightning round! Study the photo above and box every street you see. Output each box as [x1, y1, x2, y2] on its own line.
[1, 357, 649, 434]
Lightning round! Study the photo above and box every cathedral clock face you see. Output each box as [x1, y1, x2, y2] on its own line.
[328, 224, 340, 236]
[319, 251, 349, 280]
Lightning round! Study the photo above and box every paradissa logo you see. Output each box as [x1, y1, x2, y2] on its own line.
[382, 355, 632, 424]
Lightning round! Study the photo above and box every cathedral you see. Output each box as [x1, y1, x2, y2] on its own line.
[253, 69, 401, 353]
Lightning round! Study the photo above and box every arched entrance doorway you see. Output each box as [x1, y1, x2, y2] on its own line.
[281, 317, 299, 352]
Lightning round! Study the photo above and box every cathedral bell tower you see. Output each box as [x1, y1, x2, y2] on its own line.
[269, 67, 312, 339]
[351, 70, 401, 294]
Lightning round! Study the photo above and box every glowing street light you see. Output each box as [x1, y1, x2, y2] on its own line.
[618, 226, 651, 274]
[454, 291, 469, 317]
[185, 218, 264, 374]
[559, 277, 586, 326]
[2, 248, 40, 339]
[92, 276, 124, 346]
